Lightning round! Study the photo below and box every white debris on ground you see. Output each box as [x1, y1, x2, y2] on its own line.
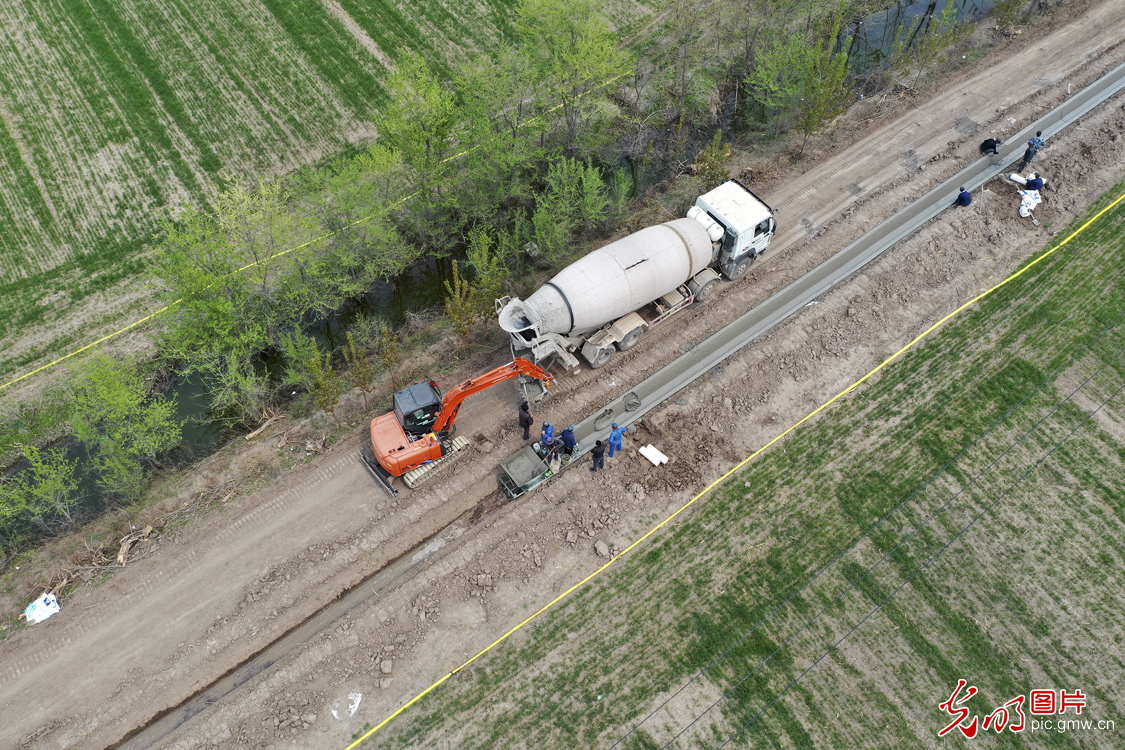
[23, 593, 60, 624]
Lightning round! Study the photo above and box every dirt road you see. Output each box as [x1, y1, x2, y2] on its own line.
[4, 3, 1125, 747]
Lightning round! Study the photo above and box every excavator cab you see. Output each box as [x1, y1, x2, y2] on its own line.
[392, 380, 442, 437]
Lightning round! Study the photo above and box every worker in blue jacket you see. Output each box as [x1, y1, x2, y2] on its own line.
[608, 422, 627, 457]
[560, 425, 577, 459]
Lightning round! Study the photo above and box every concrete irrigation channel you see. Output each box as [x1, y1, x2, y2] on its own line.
[120, 61, 1125, 749]
[525, 58, 1125, 474]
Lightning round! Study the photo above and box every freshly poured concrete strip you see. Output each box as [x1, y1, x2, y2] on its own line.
[529, 59, 1125, 473]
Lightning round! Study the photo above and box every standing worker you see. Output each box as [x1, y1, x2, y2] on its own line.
[540, 421, 554, 445]
[560, 425, 577, 460]
[518, 401, 534, 441]
[590, 440, 606, 473]
[954, 187, 972, 207]
[608, 422, 627, 458]
[1017, 131, 1045, 172]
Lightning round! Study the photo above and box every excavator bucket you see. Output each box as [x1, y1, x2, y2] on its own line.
[359, 444, 398, 497]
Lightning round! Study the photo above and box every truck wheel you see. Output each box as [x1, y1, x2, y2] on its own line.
[587, 346, 615, 369]
[693, 278, 720, 302]
[616, 326, 644, 351]
[727, 256, 754, 281]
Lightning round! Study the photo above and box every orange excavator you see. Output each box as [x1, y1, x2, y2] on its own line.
[360, 358, 554, 496]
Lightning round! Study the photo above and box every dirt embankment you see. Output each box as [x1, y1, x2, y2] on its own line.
[3, 2, 1125, 748]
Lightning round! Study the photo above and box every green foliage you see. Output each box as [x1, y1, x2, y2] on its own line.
[454, 50, 545, 230]
[281, 334, 343, 426]
[992, 0, 1027, 27]
[297, 145, 420, 285]
[378, 53, 459, 249]
[444, 265, 477, 342]
[155, 179, 333, 363]
[342, 332, 378, 410]
[749, 33, 816, 131]
[0, 445, 80, 535]
[748, 9, 851, 149]
[444, 228, 511, 342]
[693, 131, 731, 190]
[532, 158, 612, 262]
[794, 14, 851, 155]
[375, 321, 401, 375]
[66, 354, 182, 501]
[517, 0, 632, 156]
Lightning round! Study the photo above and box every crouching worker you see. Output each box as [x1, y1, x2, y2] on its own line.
[1009, 172, 1045, 191]
[560, 425, 577, 461]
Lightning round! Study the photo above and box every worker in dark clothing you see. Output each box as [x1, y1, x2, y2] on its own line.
[542, 433, 563, 464]
[608, 422, 627, 458]
[560, 426, 577, 458]
[955, 187, 972, 207]
[1009, 172, 1046, 190]
[518, 401, 534, 440]
[979, 137, 1003, 155]
[1018, 131, 1045, 172]
[590, 440, 606, 472]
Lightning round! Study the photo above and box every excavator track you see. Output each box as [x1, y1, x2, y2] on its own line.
[403, 435, 472, 488]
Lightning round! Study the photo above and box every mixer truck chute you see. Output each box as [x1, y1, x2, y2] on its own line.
[497, 179, 775, 370]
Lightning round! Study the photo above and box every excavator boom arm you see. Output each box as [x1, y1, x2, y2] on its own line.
[432, 358, 553, 433]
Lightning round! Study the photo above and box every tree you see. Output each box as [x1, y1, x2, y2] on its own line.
[67, 355, 182, 501]
[377, 53, 459, 249]
[531, 158, 612, 262]
[281, 334, 344, 427]
[153, 178, 369, 423]
[2, 445, 81, 534]
[749, 34, 817, 133]
[794, 15, 851, 155]
[444, 229, 510, 343]
[454, 50, 545, 231]
[694, 131, 731, 190]
[748, 9, 852, 150]
[883, 3, 974, 90]
[342, 332, 378, 410]
[297, 145, 420, 287]
[517, 0, 632, 156]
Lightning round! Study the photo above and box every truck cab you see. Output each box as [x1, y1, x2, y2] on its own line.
[689, 179, 776, 280]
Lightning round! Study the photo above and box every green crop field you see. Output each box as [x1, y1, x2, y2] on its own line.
[373, 188, 1125, 747]
[0, 0, 535, 344]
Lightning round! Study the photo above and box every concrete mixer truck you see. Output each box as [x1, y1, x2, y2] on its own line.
[496, 179, 776, 369]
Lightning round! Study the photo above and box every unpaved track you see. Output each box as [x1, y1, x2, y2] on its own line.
[3, 3, 1125, 748]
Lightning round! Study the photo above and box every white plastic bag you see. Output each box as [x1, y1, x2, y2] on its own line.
[23, 593, 60, 624]
[1018, 190, 1041, 218]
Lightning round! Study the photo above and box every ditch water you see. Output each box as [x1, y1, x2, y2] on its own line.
[844, 0, 997, 70]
